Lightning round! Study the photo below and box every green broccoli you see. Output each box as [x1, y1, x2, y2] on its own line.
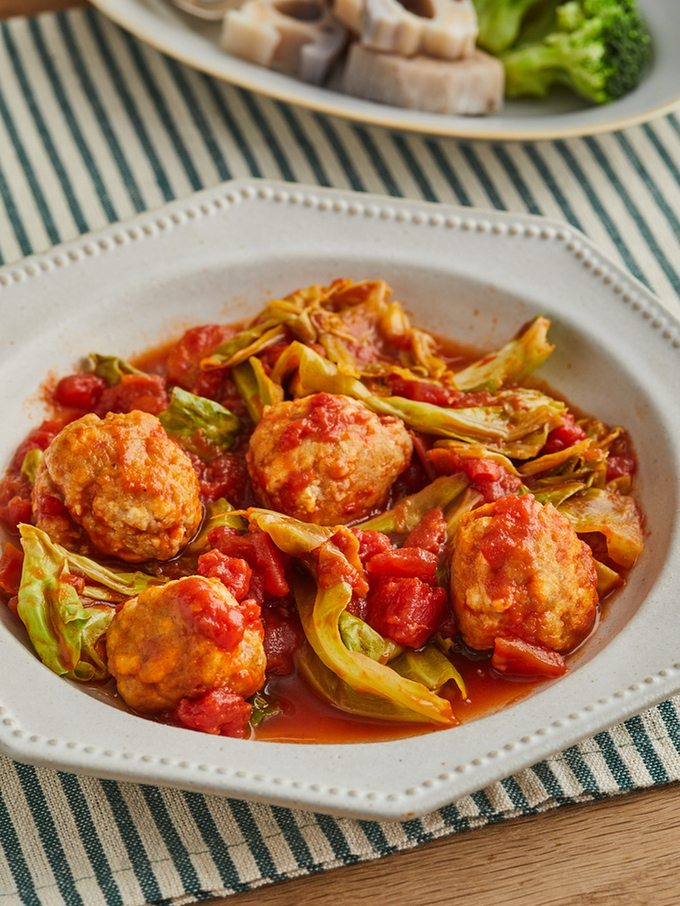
[472, 0, 548, 54]
[500, 0, 652, 105]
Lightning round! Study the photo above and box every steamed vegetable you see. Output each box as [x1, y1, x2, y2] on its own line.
[246, 508, 458, 726]
[158, 386, 240, 457]
[358, 474, 469, 535]
[472, 0, 548, 53]
[558, 488, 644, 568]
[500, 0, 652, 105]
[451, 316, 554, 392]
[90, 353, 145, 384]
[272, 340, 566, 457]
[15, 525, 165, 681]
[232, 357, 285, 423]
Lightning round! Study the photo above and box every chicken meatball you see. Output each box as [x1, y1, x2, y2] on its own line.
[450, 493, 598, 653]
[105, 575, 266, 717]
[32, 409, 202, 562]
[246, 392, 412, 525]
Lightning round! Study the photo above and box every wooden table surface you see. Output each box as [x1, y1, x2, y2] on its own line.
[3, 0, 680, 902]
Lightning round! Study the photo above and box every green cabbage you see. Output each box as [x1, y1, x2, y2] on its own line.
[245, 509, 456, 726]
[158, 386, 240, 457]
[232, 356, 285, 423]
[15, 525, 168, 680]
[558, 488, 644, 568]
[452, 316, 554, 392]
[90, 353, 144, 384]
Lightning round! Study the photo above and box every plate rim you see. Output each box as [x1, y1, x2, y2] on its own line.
[84, 0, 680, 140]
[1, 178, 680, 820]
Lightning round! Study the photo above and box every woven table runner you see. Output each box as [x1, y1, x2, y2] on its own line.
[1, 8, 680, 905]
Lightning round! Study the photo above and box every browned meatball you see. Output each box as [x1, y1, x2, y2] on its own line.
[246, 392, 412, 525]
[32, 410, 202, 562]
[106, 575, 266, 715]
[450, 493, 598, 653]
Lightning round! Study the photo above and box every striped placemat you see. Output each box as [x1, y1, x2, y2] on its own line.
[1, 8, 680, 905]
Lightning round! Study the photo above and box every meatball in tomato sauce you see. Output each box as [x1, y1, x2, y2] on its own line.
[32, 409, 202, 562]
[450, 493, 598, 654]
[106, 575, 265, 735]
[246, 392, 412, 525]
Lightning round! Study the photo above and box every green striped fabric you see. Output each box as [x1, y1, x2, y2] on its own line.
[1, 7, 680, 904]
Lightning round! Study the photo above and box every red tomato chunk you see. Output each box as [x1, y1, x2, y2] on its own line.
[366, 548, 438, 583]
[95, 373, 169, 417]
[541, 413, 587, 454]
[403, 507, 447, 555]
[0, 543, 23, 596]
[367, 577, 447, 649]
[197, 549, 252, 602]
[261, 602, 305, 676]
[208, 526, 290, 600]
[428, 448, 522, 503]
[175, 688, 252, 737]
[491, 636, 568, 678]
[176, 573, 255, 652]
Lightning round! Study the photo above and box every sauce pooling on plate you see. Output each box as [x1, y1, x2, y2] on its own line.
[0, 279, 644, 742]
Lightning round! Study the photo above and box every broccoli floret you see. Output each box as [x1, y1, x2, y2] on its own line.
[472, 0, 549, 54]
[500, 0, 652, 105]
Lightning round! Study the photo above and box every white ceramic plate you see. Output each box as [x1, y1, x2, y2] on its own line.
[87, 0, 680, 139]
[0, 179, 679, 820]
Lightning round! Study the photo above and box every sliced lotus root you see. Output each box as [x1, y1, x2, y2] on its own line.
[342, 44, 504, 115]
[221, 0, 348, 83]
[333, 0, 477, 59]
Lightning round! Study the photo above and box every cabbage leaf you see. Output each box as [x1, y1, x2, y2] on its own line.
[452, 316, 554, 392]
[158, 386, 240, 457]
[558, 489, 644, 569]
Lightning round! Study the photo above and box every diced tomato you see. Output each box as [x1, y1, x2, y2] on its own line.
[194, 452, 251, 507]
[345, 593, 368, 622]
[0, 493, 33, 533]
[353, 529, 394, 563]
[315, 543, 367, 594]
[175, 574, 256, 651]
[366, 547, 438, 583]
[33, 494, 66, 519]
[197, 549, 252, 601]
[606, 455, 636, 481]
[62, 574, 85, 594]
[11, 418, 67, 471]
[53, 373, 107, 411]
[257, 340, 295, 373]
[388, 376, 495, 409]
[95, 373, 169, 417]
[366, 577, 446, 648]
[403, 508, 447, 555]
[491, 636, 568, 678]
[165, 323, 235, 399]
[0, 544, 23, 596]
[478, 494, 538, 570]
[428, 448, 522, 502]
[278, 393, 367, 452]
[217, 376, 250, 422]
[541, 413, 587, 454]
[175, 687, 252, 737]
[208, 526, 290, 599]
[261, 602, 305, 676]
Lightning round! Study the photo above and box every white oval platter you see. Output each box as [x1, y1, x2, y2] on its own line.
[87, 0, 680, 140]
